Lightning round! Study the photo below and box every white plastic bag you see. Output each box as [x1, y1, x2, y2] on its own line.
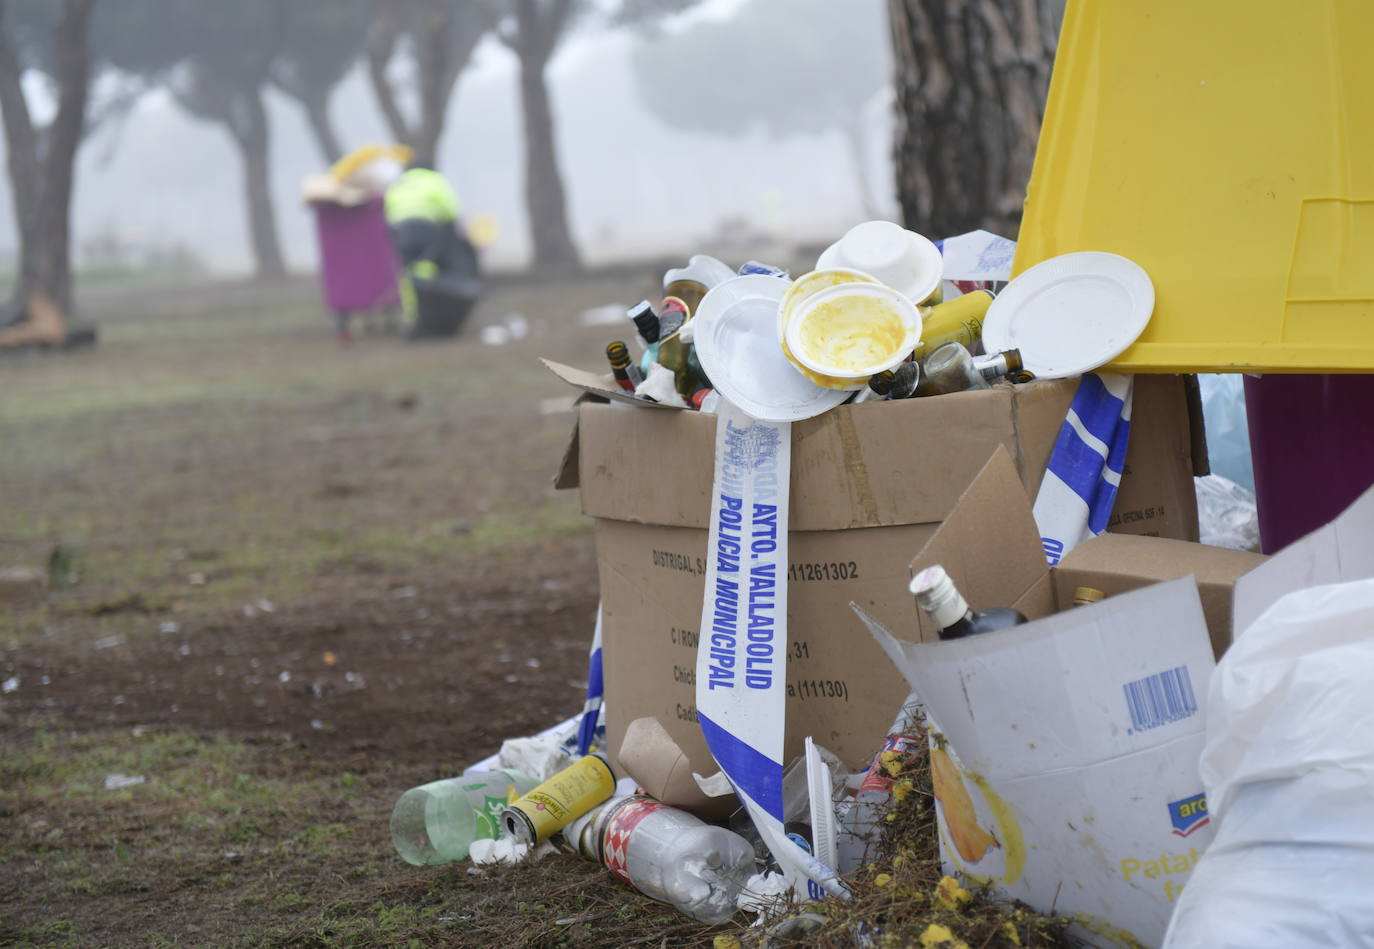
[1163, 577, 1374, 948]
[1195, 474, 1260, 551]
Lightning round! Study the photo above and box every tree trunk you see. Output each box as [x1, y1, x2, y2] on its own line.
[302, 93, 344, 166]
[887, 0, 1063, 239]
[228, 88, 287, 281]
[509, 0, 580, 274]
[0, 0, 95, 315]
[366, 2, 416, 148]
[518, 52, 581, 273]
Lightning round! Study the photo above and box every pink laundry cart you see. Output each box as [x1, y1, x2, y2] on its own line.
[310, 196, 402, 342]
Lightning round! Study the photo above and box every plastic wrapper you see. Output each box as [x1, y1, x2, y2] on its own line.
[1163, 577, 1374, 948]
[1195, 474, 1260, 551]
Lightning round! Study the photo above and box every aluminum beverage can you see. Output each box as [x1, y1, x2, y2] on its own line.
[500, 754, 616, 845]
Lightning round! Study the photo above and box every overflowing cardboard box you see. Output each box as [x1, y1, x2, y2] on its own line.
[856, 450, 1374, 947]
[549, 362, 1201, 811]
[903, 450, 1266, 657]
[857, 448, 1228, 946]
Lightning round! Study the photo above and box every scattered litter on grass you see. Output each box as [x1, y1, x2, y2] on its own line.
[159, 621, 180, 634]
[257, 599, 274, 613]
[469, 837, 556, 865]
[310, 719, 325, 730]
[179, 644, 191, 656]
[93, 634, 127, 650]
[322, 651, 338, 666]
[104, 773, 146, 790]
[391, 586, 417, 599]
[278, 671, 291, 683]
[2, 676, 18, 693]
[736, 871, 791, 913]
[188, 572, 206, 585]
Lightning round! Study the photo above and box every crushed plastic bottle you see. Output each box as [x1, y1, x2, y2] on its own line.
[571, 795, 758, 923]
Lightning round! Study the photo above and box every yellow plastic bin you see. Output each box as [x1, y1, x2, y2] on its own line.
[1014, 0, 1374, 373]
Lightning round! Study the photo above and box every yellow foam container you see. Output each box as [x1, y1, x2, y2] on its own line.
[1014, 0, 1374, 372]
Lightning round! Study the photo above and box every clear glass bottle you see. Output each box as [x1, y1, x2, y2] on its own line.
[915, 343, 1022, 396]
[390, 769, 538, 865]
[888, 360, 921, 399]
[850, 369, 896, 404]
[910, 564, 1027, 640]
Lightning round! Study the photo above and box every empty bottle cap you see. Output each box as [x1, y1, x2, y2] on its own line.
[628, 300, 660, 343]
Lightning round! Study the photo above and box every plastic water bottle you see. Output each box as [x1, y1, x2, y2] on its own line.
[390, 769, 537, 865]
[594, 796, 757, 923]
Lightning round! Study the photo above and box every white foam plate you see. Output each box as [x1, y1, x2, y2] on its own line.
[693, 275, 850, 422]
[982, 252, 1155, 379]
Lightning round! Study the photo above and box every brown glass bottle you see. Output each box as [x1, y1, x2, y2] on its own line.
[910, 565, 1027, 640]
[606, 341, 642, 392]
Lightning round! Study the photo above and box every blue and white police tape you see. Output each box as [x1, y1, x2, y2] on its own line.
[695, 401, 846, 900]
[576, 604, 604, 757]
[1033, 373, 1134, 565]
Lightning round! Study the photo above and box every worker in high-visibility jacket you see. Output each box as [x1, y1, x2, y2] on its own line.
[385, 162, 482, 338]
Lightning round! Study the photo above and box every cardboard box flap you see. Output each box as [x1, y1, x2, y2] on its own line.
[540, 358, 684, 412]
[553, 413, 581, 491]
[577, 380, 1084, 532]
[1233, 482, 1374, 637]
[859, 577, 1215, 780]
[1058, 533, 1265, 657]
[907, 446, 1049, 642]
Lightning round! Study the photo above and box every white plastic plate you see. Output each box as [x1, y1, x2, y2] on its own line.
[982, 251, 1155, 378]
[805, 737, 838, 871]
[693, 275, 850, 422]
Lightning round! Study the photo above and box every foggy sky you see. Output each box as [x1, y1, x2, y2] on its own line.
[0, 1, 896, 277]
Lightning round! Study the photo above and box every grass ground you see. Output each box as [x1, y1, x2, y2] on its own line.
[0, 272, 1071, 948]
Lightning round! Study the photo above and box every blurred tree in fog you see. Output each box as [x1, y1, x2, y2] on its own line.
[495, 0, 581, 273]
[496, 0, 700, 274]
[366, 0, 501, 167]
[272, 1, 373, 166]
[94, 1, 293, 280]
[0, 0, 96, 314]
[888, 0, 1064, 237]
[629, 0, 890, 219]
[165, 4, 289, 280]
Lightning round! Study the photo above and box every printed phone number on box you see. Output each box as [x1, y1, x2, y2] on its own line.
[650, 550, 859, 582]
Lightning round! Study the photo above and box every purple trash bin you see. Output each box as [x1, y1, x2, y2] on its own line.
[310, 197, 402, 312]
[1244, 373, 1374, 553]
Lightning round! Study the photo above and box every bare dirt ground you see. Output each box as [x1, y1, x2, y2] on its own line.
[0, 266, 1071, 949]
[0, 270, 736, 948]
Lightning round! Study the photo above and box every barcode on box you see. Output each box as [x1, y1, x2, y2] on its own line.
[1123, 665, 1198, 733]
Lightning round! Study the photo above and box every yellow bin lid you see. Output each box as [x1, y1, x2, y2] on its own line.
[1014, 0, 1374, 372]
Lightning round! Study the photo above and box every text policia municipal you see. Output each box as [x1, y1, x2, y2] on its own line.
[706, 423, 783, 692]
